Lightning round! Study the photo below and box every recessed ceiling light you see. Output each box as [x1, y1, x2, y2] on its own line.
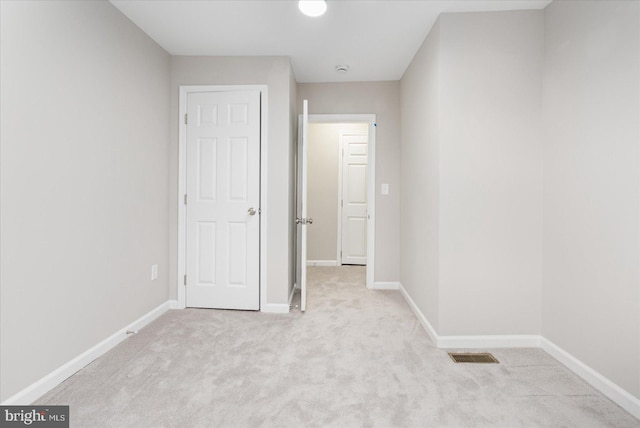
[298, 0, 327, 17]
[335, 65, 349, 73]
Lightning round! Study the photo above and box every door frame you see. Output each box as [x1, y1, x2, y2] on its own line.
[304, 114, 376, 289]
[337, 130, 369, 266]
[177, 85, 268, 310]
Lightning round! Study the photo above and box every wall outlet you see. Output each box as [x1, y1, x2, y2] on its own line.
[151, 264, 158, 280]
[381, 183, 389, 195]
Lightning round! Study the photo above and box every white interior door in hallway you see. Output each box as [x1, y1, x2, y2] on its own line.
[340, 132, 368, 265]
[296, 100, 310, 312]
[185, 91, 260, 310]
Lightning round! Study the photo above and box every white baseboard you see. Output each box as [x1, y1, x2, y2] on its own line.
[261, 303, 290, 314]
[399, 283, 439, 346]
[1, 300, 173, 405]
[288, 285, 296, 305]
[168, 299, 179, 309]
[541, 338, 640, 419]
[372, 281, 400, 290]
[306, 260, 338, 267]
[398, 282, 640, 420]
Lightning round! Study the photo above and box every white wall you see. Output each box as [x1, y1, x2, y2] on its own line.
[438, 11, 544, 335]
[307, 123, 369, 263]
[169, 56, 296, 306]
[400, 11, 544, 336]
[401, 1, 640, 404]
[297, 82, 401, 282]
[0, 1, 171, 401]
[541, 0, 640, 398]
[400, 19, 441, 331]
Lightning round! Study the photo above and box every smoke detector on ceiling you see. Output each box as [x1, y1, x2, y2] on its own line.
[335, 65, 350, 73]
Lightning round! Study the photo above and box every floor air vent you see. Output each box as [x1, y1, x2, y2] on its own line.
[448, 352, 499, 364]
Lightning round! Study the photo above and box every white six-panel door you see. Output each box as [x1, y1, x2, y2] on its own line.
[185, 91, 260, 310]
[341, 133, 368, 265]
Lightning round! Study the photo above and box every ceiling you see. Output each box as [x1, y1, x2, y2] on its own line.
[110, 0, 551, 83]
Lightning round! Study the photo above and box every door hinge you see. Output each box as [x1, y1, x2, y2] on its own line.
[184, 114, 188, 125]
[184, 194, 188, 205]
[183, 274, 187, 286]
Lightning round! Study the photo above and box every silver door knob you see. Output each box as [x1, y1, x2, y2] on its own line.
[307, 218, 313, 225]
[248, 207, 257, 216]
[296, 217, 302, 224]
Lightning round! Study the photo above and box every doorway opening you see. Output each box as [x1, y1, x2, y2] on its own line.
[308, 122, 369, 267]
[297, 114, 376, 297]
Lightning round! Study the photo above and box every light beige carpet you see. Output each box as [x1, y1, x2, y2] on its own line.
[40, 266, 638, 427]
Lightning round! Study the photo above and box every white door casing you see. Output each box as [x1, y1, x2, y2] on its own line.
[340, 132, 368, 265]
[185, 90, 260, 310]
